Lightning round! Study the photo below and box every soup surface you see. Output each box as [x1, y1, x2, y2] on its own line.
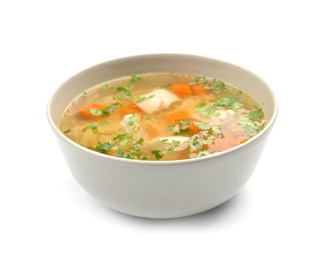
[60, 73, 265, 161]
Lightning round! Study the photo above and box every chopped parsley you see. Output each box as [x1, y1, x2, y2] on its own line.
[248, 108, 264, 121]
[113, 85, 133, 100]
[238, 108, 265, 137]
[126, 113, 140, 131]
[166, 119, 193, 135]
[197, 94, 243, 116]
[82, 120, 111, 134]
[113, 137, 148, 160]
[151, 150, 164, 160]
[90, 141, 115, 153]
[166, 120, 222, 155]
[192, 76, 226, 93]
[164, 140, 181, 153]
[216, 95, 242, 111]
[130, 74, 142, 83]
[133, 94, 155, 103]
[113, 133, 133, 146]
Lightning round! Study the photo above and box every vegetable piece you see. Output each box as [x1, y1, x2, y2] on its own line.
[188, 123, 199, 135]
[119, 103, 142, 115]
[191, 84, 208, 96]
[166, 118, 199, 136]
[90, 141, 115, 153]
[82, 120, 111, 134]
[217, 95, 243, 111]
[171, 83, 192, 98]
[208, 131, 248, 152]
[113, 85, 133, 100]
[239, 116, 263, 137]
[208, 79, 226, 93]
[191, 76, 226, 93]
[130, 74, 142, 83]
[165, 110, 192, 125]
[248, 108, 264, 121]
[79, 103, 107, 119]
[151, 150, 164, 160]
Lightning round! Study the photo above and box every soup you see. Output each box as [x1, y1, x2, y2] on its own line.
[60, 73, 265, 161]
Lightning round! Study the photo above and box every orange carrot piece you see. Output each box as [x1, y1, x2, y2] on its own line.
[79, 103, 107, 120]
[171, 83, 192, 98]
[166, 111, 200, 135]
[208, 131, 249, 152]
[191, 84, 208, 96]
[188, 123, 199, 135]
[165, 110, 192, 125]
[119, 103, 142, 115]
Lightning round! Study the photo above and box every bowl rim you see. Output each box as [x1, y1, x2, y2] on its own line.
[46, 53, 278, 166]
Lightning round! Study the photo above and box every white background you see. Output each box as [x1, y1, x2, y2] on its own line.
[1, 0, 327, 259]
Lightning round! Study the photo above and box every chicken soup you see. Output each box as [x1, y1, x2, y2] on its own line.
[60, 73, 265, 161]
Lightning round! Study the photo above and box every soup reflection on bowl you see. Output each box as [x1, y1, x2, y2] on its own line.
[47, 54, 278, 219]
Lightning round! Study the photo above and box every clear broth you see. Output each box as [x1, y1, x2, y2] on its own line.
[60, 73, 265, 161]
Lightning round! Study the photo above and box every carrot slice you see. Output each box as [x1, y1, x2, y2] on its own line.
[171, 83, 192, 98]
[79, 103, 107, 120]
[119, 103, 142, 115]
[165, 110, 192, 125]
[191, 84, 209, 96]
[165, 111, 200, 135]
[208, 131, 249, 152]
[188, 123, 199, 135]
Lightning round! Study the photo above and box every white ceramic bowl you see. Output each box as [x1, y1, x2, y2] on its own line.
[47, 54, 278, 219]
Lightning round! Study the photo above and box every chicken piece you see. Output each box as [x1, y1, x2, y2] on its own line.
[135, 89, 180, 114]
[192, 109, 236, 126]
[119, 113, 141, 134]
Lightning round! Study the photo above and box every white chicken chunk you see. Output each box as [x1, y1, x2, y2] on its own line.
[192, 109, 236, 126]
[119, 113, 141, 134]
[135, 89, 180, 114]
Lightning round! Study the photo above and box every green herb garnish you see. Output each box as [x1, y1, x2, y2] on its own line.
[216, 95, 242, 110]
[130, 74, 142, 83]
[192, 76, 226, 93]
[133, 94, 155, 103]
[239, 117, 262, 137]
[113, 133, 133, 145]
[113, 85, 133, 100]
[90, 141, 115, 153]
[151, 150, 164, 160]
[82, 120, 110, 134]
[88, 102, 122, 117]
[197, 94, 242, 116]
[126, 113, 140, 131]
[248, 108, 264, 121]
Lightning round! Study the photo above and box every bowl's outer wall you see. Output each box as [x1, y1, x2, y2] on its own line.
[56, 131, 271, 218]
[48, 54, 278, 218]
